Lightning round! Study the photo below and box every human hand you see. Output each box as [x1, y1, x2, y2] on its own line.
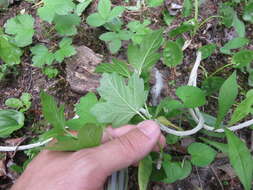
[11, 120, 165, 190]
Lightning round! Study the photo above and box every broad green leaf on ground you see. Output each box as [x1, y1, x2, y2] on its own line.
[91, 73, 147, 127]
[168, 23, 194, 38]
[155, 98, 184, 118]
[40, 91, 65, 134]
[215, 72, 238, 128]
[37, 0, 75, 23]
[162, 160, 192, 183]
[98, 0, 111, 19]
[166, 133, 180, 145]
[0, 34, 23, 65]
[200, 137, 228, 154]
[147, 0, 164, 7]
[127, 19, 151, 45]
[243, 2, 253, 23]
[229, 93, 253, 125]
[5, 98, 23, 109]
[95, 59, 131, 78]
[220, 37, 249, 55]
[225, 129, 253, 190]
[232, 50, 253, 68]
[0, 109, 24, 138]
[99, 32, 116, 41]
[176, 86, 206, 108]
[53, 14, 81, 36]
[108, 39, 121, 54]
[67, 93, 99, 130]
[188, 142, 217, 167]
[201, 76, 225, 96]
[233, 14, 245, 37]
[20, 93, 32, 112]
[54, 38, 76, 63]
[4, 14, 34, 47]
[163, 41, 183, 67]
[48, 124, 103, 151]
[127, 29, 163, 75]
[219, 4, 235, 27]
[30, 45, 55, 68]
[86, 13, 106, 27]
[42, 67, 59, 79]
[75, 0, 92, 16]
[108, 6, 125, 20]
[198, 44, 216, 60]
[138, 155, 152, 190]
[87, 0, 124, 27]
[183, 0, 193, 17]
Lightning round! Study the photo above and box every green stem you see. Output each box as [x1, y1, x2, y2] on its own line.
[157, 116, 183, 131]
[209, 63, 234, 77]
[144, 103, 152, 120]
[199, 16, 223, 28]
[194, 0, 199, 21]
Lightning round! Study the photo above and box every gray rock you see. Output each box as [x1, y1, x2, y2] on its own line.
[66, 46, 103, 94]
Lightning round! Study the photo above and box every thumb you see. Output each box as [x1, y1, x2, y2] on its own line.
[92, 120, 161, 175]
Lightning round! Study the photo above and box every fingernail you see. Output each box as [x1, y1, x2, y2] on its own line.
[137, 120, 159, 138]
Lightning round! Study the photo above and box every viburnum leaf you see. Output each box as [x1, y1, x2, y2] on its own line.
[4, 14, 35, 47]
[53, 14, 81, 36]
[30, 45, 55, 68]
[127, 29, 163, 75]
[0, 34, 23, 65]
[54, 38, 76, 63]
[48, 124, 103, 151]
[91, 73, 148, 127]
[96, 58, 131, 78]
[37, 0, 75, 23]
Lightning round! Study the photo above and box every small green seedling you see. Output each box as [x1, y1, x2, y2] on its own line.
[5, 93, 32, 112]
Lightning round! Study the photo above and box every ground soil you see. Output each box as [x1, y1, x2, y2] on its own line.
[0, 0, 252, 190]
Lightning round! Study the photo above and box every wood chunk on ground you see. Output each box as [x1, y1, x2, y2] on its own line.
[66, 46, 103, 94]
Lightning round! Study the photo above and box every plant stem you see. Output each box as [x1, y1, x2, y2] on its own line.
[157, 116, 183, 131]
[209, 63, 234, 77]
[199, 16, 223, 28]
[194, 0, 199, 21]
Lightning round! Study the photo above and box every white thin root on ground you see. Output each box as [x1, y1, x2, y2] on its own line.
[1, 52, 253, 151]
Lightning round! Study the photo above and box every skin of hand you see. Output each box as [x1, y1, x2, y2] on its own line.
[11, 120, 165, 190]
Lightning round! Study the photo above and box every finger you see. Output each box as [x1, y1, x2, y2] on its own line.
[87, 120, 161, 175]
[103, 125, 166, 152]
[102, 125, 135, 142]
